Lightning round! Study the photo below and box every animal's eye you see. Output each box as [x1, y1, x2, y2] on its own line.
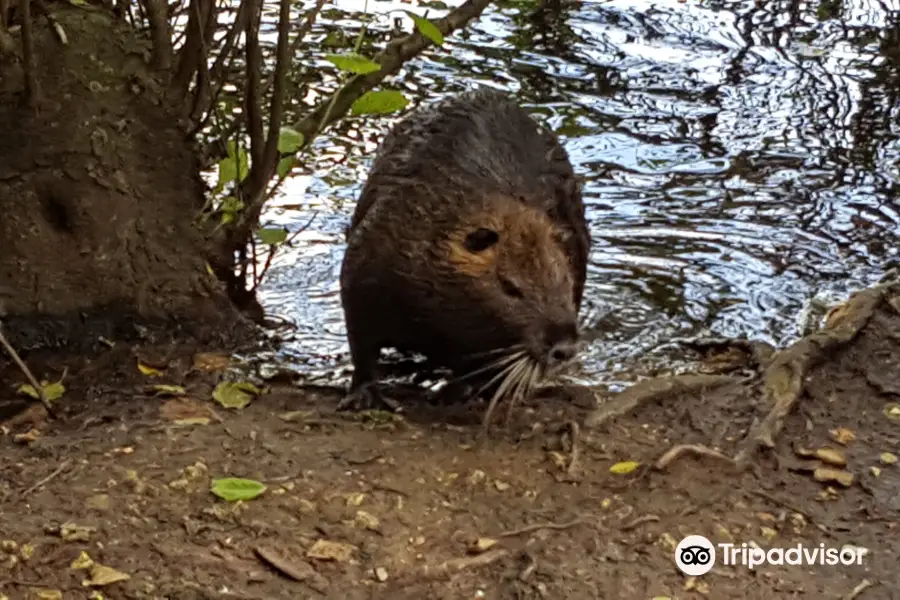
[500, 277, 524, 299]
[464, 227, 500, 253]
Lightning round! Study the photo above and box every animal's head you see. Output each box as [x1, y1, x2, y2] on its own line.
[439, 193, 580, 381]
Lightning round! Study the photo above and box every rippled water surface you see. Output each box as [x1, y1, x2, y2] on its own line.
[252, 0, 900, 389]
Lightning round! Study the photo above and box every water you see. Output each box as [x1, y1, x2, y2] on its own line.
[249, 0, 900, 390]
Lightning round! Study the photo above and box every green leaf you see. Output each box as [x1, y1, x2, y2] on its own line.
[215, 147, 250, 193]
[219, 196, 244, 225]
[276, 156, 295, 179]
[325, 53, 382, 74]
[211, 478, 267, 502]
[351, 90, 409, 116]
[277, 127, 304, 154]
[258, 227, 288, 246]
[212, 381, 261, 409]
[406, 11, 444, 45]
[17, 381, 66, 402]
[219, 196, 244, 214]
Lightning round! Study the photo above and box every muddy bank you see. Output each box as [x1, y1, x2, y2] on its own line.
[1, 280, 898, 599]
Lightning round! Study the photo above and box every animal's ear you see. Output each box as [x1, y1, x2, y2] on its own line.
[464, 227, 500, 253]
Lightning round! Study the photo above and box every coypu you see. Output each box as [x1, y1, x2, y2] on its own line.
[338, 88, 590, 421]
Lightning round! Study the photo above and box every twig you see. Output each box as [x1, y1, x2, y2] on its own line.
[844, 579, 875, 600]
[655, 444, 735, 470]
[418, 548, 509, 579]
[20, 459, 71, 497]
[0, 324, 53, 414]
[585, 374, 738, 429]
[619, 514, 660, 531]
[498, 518, 586, 538]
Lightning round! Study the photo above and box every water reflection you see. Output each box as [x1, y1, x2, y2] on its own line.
[250, 0, 900, 390]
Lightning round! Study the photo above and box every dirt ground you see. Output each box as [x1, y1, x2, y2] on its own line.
[1, 281, 899, 600]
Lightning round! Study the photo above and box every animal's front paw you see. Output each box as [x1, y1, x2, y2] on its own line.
[337, 383, 401, 412]
[430, 380, 477, 406]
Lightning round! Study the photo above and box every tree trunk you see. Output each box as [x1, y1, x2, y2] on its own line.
[0, 6, 245, 350]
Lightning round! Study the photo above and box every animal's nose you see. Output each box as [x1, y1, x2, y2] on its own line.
[548, 341, 577, 366]
[545, 320, 578, 367]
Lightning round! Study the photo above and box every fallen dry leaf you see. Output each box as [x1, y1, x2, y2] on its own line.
[71, 550, 95, 569]
[255, 543, 325, 588]
[307, 539, 356, 562]
[883, 403, 900, 421]
[354, 510, 380, 531]
[830, 427, 857, 445]
[159, 397, 216, 424]
[815, 447, 846, 466]
[14, 428, 40, 444]
[609, 461, 640, 474]
[793, 445, 814, 458]
[83, 563, 130, 586]
[813, 467, 854, 487]
[468, 537, 498, 554]
[137, 361, 165, 377]
[60, 523, 96, 542]
[193, 352, 232, 372]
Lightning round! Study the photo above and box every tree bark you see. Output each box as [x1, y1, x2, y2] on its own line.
[0, 6, 245, 350]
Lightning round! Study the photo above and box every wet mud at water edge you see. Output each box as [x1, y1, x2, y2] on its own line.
[1, 282, 899, 598]
[248, 0, 900, 390]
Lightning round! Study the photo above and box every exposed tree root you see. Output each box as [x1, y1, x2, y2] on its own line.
[733, 285, 889, 467]
[672, 336, 777, 371]
[584, 374, 739, 429]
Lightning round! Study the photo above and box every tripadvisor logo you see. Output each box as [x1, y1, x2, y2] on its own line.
[674, 535, 868, 574]
[675, 535, 715, 576]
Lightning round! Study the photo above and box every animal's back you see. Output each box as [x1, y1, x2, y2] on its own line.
[348, 87, 590, 307]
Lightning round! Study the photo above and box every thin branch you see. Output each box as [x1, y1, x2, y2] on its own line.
[19, 0, 39, 107]
[171, 0, 214, 98]
[188, 0, 251, 128]
[244, 0, 264, 173]
[197, 0, 326, 154]
[224, 0, 495, 256]
[0, 324, 54, 414]
[256, 0, 292, 186]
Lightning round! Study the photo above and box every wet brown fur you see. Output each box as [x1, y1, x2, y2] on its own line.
[340, 88, 590, 406]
